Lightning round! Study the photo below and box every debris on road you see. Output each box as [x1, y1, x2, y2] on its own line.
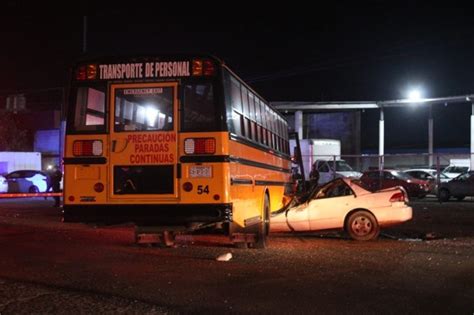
[216, 252, 232, 262]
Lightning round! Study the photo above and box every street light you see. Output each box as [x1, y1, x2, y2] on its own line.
[407, 88, 423, 102]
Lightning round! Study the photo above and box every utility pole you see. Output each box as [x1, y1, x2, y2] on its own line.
[83, 16, 88, 53]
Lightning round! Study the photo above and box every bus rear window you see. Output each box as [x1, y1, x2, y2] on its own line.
[114, 87, 174, 132]
[182, 83, 219, 131]
[71, 86, 106, 132]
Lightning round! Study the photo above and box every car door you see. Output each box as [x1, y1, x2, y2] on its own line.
[318, 161, 332, 184]
[307, 179, 355, 231]
[468, 173, 474, 196]
[6, 171, 24, 193]
[451, 172, 474, 196]
[360, 171, 379, 191]
[382, 171, 399, 189]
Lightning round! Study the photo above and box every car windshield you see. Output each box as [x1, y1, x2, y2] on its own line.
[444, 166, 469, 173]
[456, 172, 472, 180]
[433, 172, 449, 179]
[334, 161, 353, 171]
[393, 171, 412, 180]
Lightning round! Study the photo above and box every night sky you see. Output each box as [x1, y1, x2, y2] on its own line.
[1, 3, 473, 149]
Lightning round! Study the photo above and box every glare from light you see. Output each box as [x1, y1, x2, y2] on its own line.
[146, 106, 159, 127]
[407, 89, 422, 101]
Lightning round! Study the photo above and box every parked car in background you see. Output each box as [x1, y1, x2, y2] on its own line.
[437, 171, 474, 202]
[5, 170, 49, 193]
[442, 159, 470, 179]
[359, 169, 430, 198]
[404, 168, 450, 194]
[0, 175, 8, 193]
[313, 159, 362, 184]
[271, 178, 412, 241]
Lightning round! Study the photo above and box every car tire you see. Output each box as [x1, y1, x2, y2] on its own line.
[254, 193, 270, 249]
[29, 186, 39, 193]
[438, 188, 450, 202]
[346, 210, 380, 241]
[456, 196, 465, 201]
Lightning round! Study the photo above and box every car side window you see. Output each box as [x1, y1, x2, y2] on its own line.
[384, 172, 395, 180]
[367, 172, 379, 179]
[318, 162, 329, 172]
[7, 172, 20, 179]
[316, 180, 353, 199]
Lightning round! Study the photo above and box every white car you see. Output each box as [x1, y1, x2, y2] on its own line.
[5, 170, 49, 193]
[271, 178, 412, 241]
[314, 159, 362, 184]
[0, 175, 8, 193]
[442, 165, 470, 179]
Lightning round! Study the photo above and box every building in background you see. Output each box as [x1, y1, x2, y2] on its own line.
[0, 88, 64, 171]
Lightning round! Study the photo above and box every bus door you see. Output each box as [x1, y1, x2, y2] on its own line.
[108, 82, 179, 201]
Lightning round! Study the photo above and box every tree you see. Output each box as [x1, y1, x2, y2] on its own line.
[0, 112, 31, 151]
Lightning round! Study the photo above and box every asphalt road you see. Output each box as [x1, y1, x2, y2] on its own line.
[0, 197, 473, 314]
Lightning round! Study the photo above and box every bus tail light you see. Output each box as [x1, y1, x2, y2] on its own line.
[183, 182, 193, 192]
[192, 60, 203, 76]
[76, 64, 97, 80]
[203, 60, 216, 76]
[86, 64, 97, 79]
[73, 140, 103, 156]
[184, 138, 216, 154]
[76, 65, 87, 80]
[192, 59, 215, 76]
[94, 182, 104, 193]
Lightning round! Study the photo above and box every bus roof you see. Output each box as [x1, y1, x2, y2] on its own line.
[73, 53, 224, 65]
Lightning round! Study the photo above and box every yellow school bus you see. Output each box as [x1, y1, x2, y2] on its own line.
[63, 55, 292, 248]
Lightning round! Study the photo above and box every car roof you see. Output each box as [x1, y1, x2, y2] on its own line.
[7, 170, 47, 175]
[404, 169, 436, 172]
[363, 169, 398, 173]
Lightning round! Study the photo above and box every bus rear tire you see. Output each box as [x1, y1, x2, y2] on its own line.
[254, 193, 270, 249]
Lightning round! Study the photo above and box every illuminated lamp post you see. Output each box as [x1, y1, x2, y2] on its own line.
[406, 88, 433, 167]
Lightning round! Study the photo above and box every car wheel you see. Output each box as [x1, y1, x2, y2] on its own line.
[29, 186, 39, 193]
[456, 196, 465, 201]
[254, 193, 270, 249]
[438, 188, 450, 202]
[346, 210, 380, 241]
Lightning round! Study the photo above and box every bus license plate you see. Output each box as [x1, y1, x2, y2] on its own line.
[190, 166, 212, 178]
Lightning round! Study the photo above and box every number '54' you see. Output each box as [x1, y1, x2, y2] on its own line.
[197, 185, 209, 194]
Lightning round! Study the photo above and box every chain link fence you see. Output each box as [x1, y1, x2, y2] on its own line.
[294, 153, 472, 200]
